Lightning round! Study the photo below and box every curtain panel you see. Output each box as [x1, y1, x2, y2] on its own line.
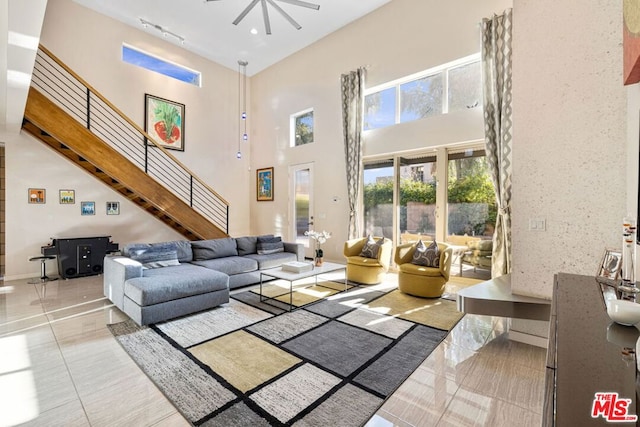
[482, 8, 513, 278]
[341, 68, 366, 240]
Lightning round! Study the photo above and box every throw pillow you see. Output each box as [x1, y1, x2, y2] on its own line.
[360, 235, 383, 259]
[150, 240, 193, 263]
[128, 242, 180, 269]
[235, 236, 257, 256]
[123, 242, 150, 258]
[257, 236, 284, 255]
[411, 240, 440, 267]
[236, 234, 275, 256]
[191, 237, 238, 260]
[477, 240, 493, 251]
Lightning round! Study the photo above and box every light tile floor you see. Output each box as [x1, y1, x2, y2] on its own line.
[0, 272, 545, 427]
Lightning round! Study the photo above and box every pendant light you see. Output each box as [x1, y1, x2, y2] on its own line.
[237, 60, 248, 159]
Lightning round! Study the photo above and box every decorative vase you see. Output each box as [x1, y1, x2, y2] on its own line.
[620, 216, 638, 299]
[315, 249, 323, 267]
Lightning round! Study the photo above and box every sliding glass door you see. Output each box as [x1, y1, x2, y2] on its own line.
[362, 145, 495, 248]
[290, 163, 315, 259]
[447, 149, 496, 238]
[398, 155, 437, 243]
[363, 160, 394, 239]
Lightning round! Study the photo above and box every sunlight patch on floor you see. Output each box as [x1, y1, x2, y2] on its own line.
[0, 335, 39, 426]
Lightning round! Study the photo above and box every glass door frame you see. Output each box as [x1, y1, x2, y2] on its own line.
[289, 162, 315, 259]
[362, 143, 485, 263]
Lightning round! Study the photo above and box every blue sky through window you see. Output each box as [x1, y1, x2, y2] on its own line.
[400, 75, 443, 122]
[297, 112, 313, 128]
[364, 87, 396, 130]
[122, 44, 201, 86]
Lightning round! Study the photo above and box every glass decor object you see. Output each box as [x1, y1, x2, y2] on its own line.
[314, 249, 324, 267]
[620, 216, 638, 299]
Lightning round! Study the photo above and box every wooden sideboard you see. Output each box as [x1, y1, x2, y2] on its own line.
[545, 273, 639, 426]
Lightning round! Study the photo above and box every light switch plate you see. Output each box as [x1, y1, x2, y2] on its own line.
[529, 218, 546, 231]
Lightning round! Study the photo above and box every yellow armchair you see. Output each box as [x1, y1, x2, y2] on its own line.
[343, 237, 392, 285]
[394, 241, 452, 298]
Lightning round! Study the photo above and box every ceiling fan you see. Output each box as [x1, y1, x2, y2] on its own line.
[206, 0, 320, 35]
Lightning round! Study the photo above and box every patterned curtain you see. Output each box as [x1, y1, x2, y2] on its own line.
[341, 68, 366, 240]
[482, 9, 513, 278]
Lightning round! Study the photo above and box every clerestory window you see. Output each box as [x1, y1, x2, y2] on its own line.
[290, 108, 314, 147]
[122, 43, 201, 87]
[364, 54, 481, 131]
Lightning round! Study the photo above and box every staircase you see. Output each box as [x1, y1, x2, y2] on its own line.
[23, 45, 229, 241]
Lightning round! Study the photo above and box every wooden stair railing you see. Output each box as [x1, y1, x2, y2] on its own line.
[23, 88, 227, 240]
[23, 45, 229, 240]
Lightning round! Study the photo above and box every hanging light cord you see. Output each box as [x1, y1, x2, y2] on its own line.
[242, 62, 248, 140]
[237, 61, 242, 159]
[237, 60, 248, 159]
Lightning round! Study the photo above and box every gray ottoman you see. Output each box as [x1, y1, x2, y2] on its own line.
[123, 264, 229, 325]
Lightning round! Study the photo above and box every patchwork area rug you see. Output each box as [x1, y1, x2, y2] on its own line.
[442, 275, 483, 301]
[109, 283, 464, 426]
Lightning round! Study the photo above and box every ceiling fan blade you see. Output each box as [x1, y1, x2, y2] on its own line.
[276, 0, 320, 10]
[261, 0, 272, 35]
[267, 0, 301, 30]
[232, 0, 261, 26]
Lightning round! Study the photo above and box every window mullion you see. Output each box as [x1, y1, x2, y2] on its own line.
[395, 85, 401, 125]
[393, 156, 400, 254]
[443, 71, 449, 114]
[435, 147, 448, 241]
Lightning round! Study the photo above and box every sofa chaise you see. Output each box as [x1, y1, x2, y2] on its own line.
[104, 235, 303, 325]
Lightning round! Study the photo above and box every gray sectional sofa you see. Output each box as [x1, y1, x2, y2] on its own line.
[103, 235, 303, 325]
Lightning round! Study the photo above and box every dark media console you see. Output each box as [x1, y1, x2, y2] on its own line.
[41, 236, 119, 279]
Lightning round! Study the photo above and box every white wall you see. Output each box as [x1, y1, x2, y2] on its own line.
[3, 0, 48, 133]
[628, 87, 640, 255]
[249, 0, 512, 262]
[5, 0, 252, 278]
[6, 131, 184, 279]
[511, 0, 626, 299]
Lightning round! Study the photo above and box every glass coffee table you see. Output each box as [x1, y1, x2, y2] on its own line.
[259, 261, 347, 311]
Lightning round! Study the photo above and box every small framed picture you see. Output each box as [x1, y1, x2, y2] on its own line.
[59, 189, 75, 204]
[257, 167, 274, 201]
[81, 201, 95, 216]
[106, 201, 120, 215]
[28, 188, 46, 204]
[597, 248, 622, 280]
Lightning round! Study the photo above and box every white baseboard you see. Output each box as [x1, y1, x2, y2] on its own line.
[3, 273, 36, 282]
[508, 329, 548, 348]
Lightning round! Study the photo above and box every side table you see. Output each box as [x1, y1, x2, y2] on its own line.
[28, 255, 58, 297]
[28, 255, 58, 284]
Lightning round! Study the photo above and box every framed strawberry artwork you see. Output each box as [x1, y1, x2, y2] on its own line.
[144, 94, 185, 151]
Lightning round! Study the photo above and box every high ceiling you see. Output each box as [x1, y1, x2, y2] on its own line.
[72, 0, 393, 76]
